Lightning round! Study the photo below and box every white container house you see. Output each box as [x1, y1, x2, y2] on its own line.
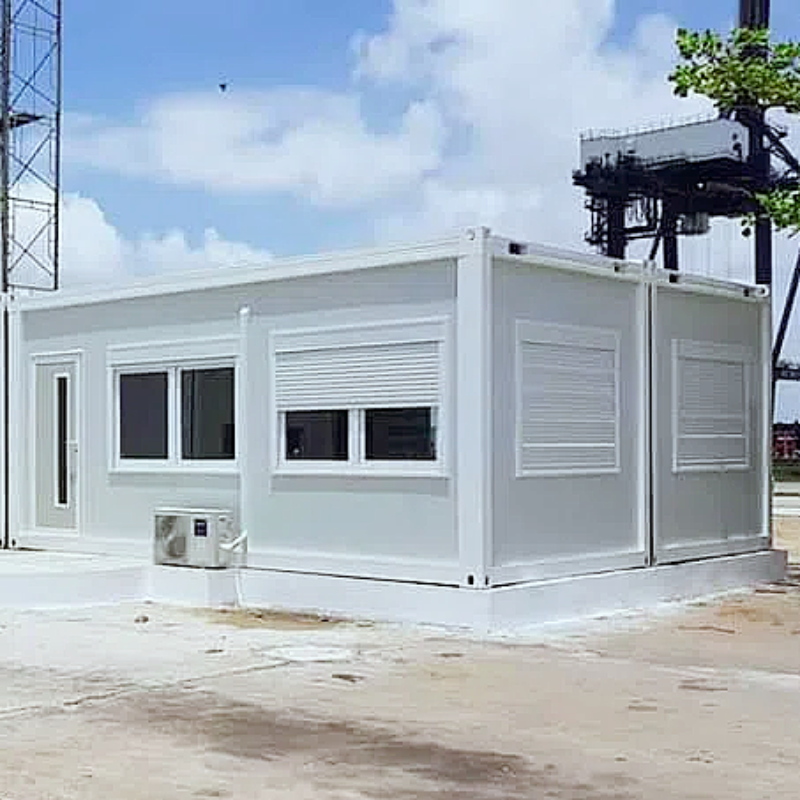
[3, 228, 784, 626]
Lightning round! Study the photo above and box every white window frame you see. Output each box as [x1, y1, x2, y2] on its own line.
[176, 361, 238, 466]
[672, 339, 753, 474]
[277, 408, 354, 472]
[271, 318, 449, 478]
[108, 338, 239, 475]
[52, 370, 71, 510]
[515, 319, 622, 478]
[112, 365, 172, 469]
[276, 406, 443, 477]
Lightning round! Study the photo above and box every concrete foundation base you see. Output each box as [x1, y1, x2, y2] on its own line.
[236, 550, 788, 629]
[0, 548, 787, 629]
[0, 552, 146, 609]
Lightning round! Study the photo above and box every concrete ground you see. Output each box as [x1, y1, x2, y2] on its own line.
[2, 547, 800, 799]
[1, 502, 799, 800]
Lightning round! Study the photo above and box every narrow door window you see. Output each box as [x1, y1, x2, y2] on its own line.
[56, 375, 69, 506]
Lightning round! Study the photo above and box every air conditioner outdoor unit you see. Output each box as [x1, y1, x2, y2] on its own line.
[153, 508, 238, 569]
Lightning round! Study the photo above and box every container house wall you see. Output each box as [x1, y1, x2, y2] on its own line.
[489, 254, 648, 584]
[240, 261, 459, 582]
[15, 260, 459, 580]
[13, 231, 772, 591]
[17, 287, 246, 553]
[652, 278, 769, 563]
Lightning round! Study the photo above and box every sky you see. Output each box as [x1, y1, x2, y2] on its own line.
[50, 1, 800, 416]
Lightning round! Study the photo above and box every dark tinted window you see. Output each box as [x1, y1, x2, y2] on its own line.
[286, 411, 348, 461]
[365, 407, 436, 461]
[56, 376, 68, 504]
[181, 368, 235, 460]
[119, 372, 168, 459]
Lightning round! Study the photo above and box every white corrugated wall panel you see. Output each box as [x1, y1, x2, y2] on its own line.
[654, 286, 767, 563]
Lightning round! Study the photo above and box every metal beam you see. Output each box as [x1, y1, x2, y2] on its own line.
[739, 0, 773, 285]
[606, 198, 627, 259]
[739, 0, 770, 28]
[1, 0, 10, 298]
[773, 249, 800, 375]
[1, 0, 10, 551]
[662, 201, 679, 273]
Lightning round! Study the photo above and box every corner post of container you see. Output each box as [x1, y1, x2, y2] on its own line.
[455, 227, 493, 589]
[758, 286, 773, 548]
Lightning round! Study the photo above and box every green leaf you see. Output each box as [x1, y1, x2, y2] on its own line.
[669, 26, 800, 115]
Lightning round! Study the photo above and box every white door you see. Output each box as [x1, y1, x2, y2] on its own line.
[34, 357, 79, 531]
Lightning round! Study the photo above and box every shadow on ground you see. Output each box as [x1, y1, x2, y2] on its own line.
[108, 688, 636, 800]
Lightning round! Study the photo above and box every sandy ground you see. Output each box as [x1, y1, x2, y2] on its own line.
[1, 565, 800, 800]
[775, 515, 800, 561]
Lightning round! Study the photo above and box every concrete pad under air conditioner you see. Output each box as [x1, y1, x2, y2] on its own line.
[147, 564, 240, 608]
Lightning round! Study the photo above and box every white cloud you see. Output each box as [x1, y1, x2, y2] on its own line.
[55, 191, 272, 288]
[65, 0, 797, 265]
[57, 192, 126, 284]
[354, 0, 712, 246]
[64, 1, 715, 234]
[67, 88, 445, 205]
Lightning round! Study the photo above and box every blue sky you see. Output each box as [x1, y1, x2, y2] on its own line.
[64, 0, 393, 255]
[59, 0, 799, 265]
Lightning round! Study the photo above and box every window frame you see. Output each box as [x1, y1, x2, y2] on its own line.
[113, 365, 172, 469]
[179, 364, 237, 463]
[515, 319, 622, 479]
[270, 317, 450, 478]
[275, 406, 444, 477]
[671, 339, 753, 474]
[110, 358, 238, 474]
[360, 407, 439, 464]
[53, 371, 71, 509]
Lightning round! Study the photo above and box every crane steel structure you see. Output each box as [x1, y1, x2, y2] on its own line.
[574, 0, 800, 410]
[574, 0, 781, 286]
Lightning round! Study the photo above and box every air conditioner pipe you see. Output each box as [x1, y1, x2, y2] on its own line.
[219, 530, 248, 552]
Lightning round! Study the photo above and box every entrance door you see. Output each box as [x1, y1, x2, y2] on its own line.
[34, 357, 79, 531]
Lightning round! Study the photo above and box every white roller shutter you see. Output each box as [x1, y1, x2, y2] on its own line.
[273, 319, 445, 411]
[674, 340, 752, 471]
[516, 321, 620, 476]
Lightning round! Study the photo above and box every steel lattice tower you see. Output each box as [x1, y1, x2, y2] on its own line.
[0, 0, 62, 549]
[0, 0, 62, 293]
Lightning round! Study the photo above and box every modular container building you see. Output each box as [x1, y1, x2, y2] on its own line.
[3, 228, 784, 626]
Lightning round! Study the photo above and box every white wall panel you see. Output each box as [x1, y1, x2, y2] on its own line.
[653, 283, 768, 562]
[490, 257, 647, 583]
